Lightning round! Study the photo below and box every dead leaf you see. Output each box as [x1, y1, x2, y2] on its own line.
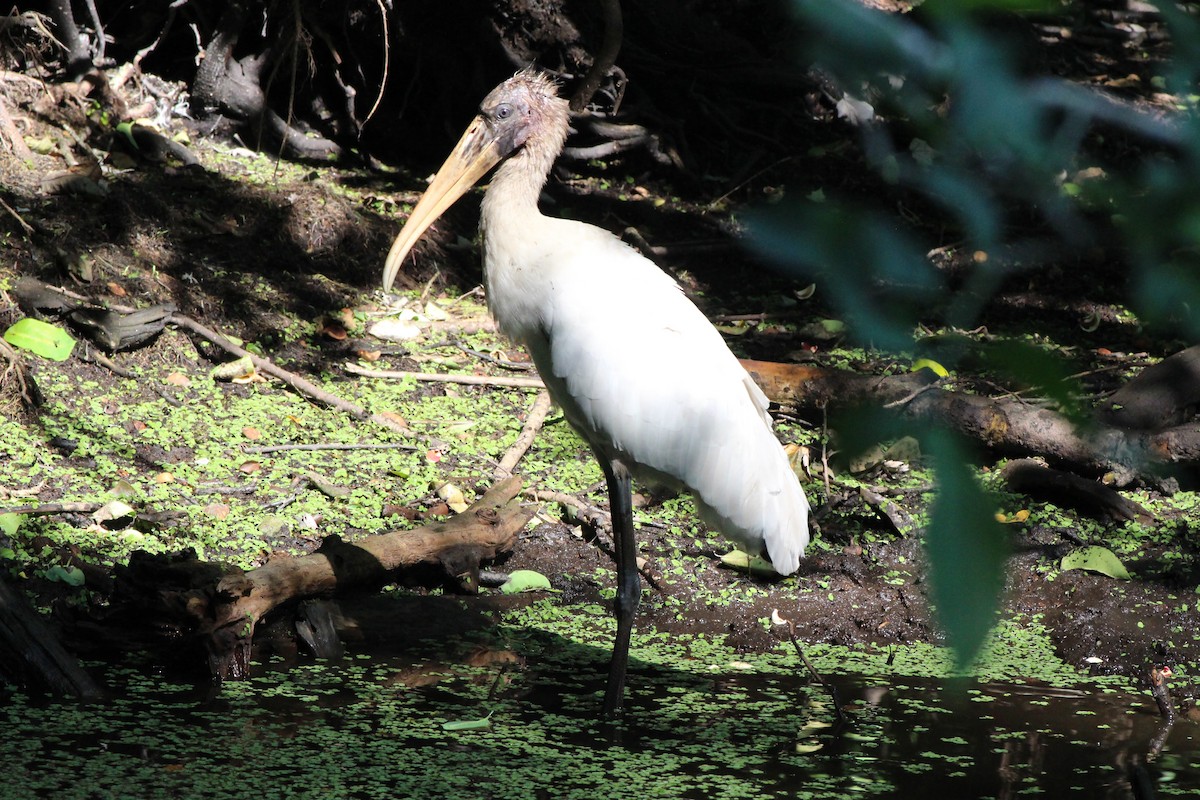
[305, 471, 350, 499]
[211, 356, 256, 381]
[463, 647, 523, 668]
[93, 500, 135, 526]
[165, 372, 190, 387]
[836, 93, 875, 125]
[318, 318, 348, 341]
[240, 461, 262, 474]
[382, 504, 419, 520]
[242, 426, 262, 440]
[204, 503, 231, 520]
[436, 482, 469, 513]
[377, 411, 408, 427]
[369, 318, 422, 341]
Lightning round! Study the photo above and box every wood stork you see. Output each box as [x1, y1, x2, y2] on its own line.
[382, 69, 810, 714]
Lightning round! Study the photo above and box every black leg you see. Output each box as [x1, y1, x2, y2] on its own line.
[602, 459, 639, 716]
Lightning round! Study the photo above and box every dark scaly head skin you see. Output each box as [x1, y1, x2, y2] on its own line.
[478, 69, 570, 185]
[479, 70, 557, 155]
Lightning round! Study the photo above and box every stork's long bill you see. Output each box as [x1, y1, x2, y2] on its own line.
[382, 118, 504, 292]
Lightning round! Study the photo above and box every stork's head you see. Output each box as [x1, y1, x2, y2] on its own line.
[479, 69, 569, 161]
[382, 70, 568, 292]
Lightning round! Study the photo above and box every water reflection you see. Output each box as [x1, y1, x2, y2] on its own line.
[0, 653, 1195, 799]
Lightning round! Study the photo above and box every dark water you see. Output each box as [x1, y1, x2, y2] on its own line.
[1, 647, 1195, 799]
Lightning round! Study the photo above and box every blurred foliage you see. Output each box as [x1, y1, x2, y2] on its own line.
[925, 430, 1010, 668]
[750, 0, 1200, 664]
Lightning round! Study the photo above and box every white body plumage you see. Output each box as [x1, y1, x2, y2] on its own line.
[481, 181, 809, 574]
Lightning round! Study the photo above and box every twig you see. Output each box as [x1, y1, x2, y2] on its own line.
[363, 0, 389, 125]
[0, 195, 35, 236]
[242, 442, 418, 455]
[773, 609, 848, 727]
[171, 313, 370, 419]
[881, 382, 940, 409]
[452, 339, 535, 372]
[494, 390, 553, 479]
[133, 0, 188, 65]
[0, 337, 30, 406]
[81, 347, 182, 408]
[0, 479, 48, 500]
[0, 95, 34, 162]
[194, 481, 259, 496]
[0, 501, 103, 516]
[705, 155, 795, 211]
[344, 363, 546, 390]
[1149, 665, 1176, 725]
[569, 0, 623, 112]
[821, 404, 832, 497]
[418, 268, 441, 304]
[859, 486, 914, 535]
[529, 489, 611, 531]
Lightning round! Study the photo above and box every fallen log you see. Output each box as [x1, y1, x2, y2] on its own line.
[1001, 458, 1154, 523]
[202, 475, 533, 678]
[739, 359, 938, 409]
[104, 476, 533, 680]
[1098, 344, 1200, 431]
[741, 358, 1200, 485]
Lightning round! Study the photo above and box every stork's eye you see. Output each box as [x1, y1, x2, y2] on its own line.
[495, 103, 513, 120]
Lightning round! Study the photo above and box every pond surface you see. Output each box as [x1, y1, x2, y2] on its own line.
[3, 611, 1198, 800]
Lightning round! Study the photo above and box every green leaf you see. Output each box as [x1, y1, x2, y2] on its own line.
[116, 121, 138, 149]
[442, 711, 494, 731]
[0, 513, 21, 537]
[911, 358, 949, 378]
[1060, 546, 1131, 580]
[3, 318, 76, 361]
[718, 549, 780, 577]
[44, 565, 86, 587]
[925, 431, 1009, 669]
[498, 569, 552, 594]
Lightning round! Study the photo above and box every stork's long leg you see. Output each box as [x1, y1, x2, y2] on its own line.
[602, 459, 639, 716]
